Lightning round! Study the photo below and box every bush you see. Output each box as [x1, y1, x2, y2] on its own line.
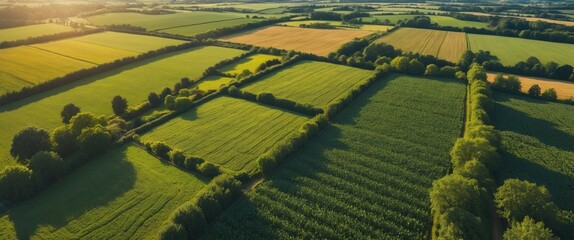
[528, 84, 542, 97]
[112, 95, 128, 115]
[10, 126, 52, 163]
[168, 149, 186, 166]
[0, 165, 35, 203]
[408, 59, 425, 75]
[437, 207, 487, 240]
[466, 125, 500, 146]
[454, 160, 494, 192]
[541, 88, 558, 100]
[257, 155, 276, 176]
[61, 103, 80, 124]
[149, 141, 172, 159]
[495, 179, 555, 223]
[425, 64, 439, 76]
[170, 201, 207, 238]
[164, 95, 176, 110]
[390, 56, 410, 73]
[450, 137, 499, 171]
[174, 97, 193, 111]
[430, 174, 487, 217]
[198, 162, 219, 177]
[439, 66, 458, 78]
[148, 92, 161, 107]
[503, 216, 558, 240]
[256, 92, 275, 104]
[69, 112, 106, 137]
[77, 126, 112, 157]
[184, 156, 204, 170]
[28, 151, 65, 186]
[51, 126, 77, 157]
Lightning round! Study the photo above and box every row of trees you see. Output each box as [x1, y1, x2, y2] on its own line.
[491, 74, 559, 100]
[1, 112, 114, 204]
[0, 28, 101, 49]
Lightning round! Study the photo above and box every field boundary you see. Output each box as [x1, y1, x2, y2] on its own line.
[27, 45, 99, 65]
[153, 17, 245, 31]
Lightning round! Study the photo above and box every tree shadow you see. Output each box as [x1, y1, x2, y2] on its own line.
[4, 146, 137, 240]
[493, 94, 573, 152]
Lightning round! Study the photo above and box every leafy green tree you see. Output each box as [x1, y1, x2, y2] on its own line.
[438, 208, 486, 240]
[450, 137, 499, 170]
[466, 125, 500, 146]
[467, 63, 487, 82]
[112, 95, 128, 115]
[375, 63, 392, 73]
[506, 75, 522, 93]
[541, 88, 558, 100]
[10, 126, 51, 163]
[492, 73, 506, 89]
[236, 69, 252, 80]
[0, 165, 35, 202]
[430, 174, 486, 217]
[503, 216, 558, 240]
[363, 42, 397, 61]
[174, 97, 193, 111]
[159, 222, 188, 240]
[495, 179, 555, 223]
[555, 65, 573, 80]
[257, 155, 276, 176]
[408, 59, 425, 75]
[526, 56, 541, 67]
[528, 84, 542, 97]
[198, 162, 219, 177]
[51, 126, 77, 157]
[148, 92, 160, 107]
[390, 56, 410, 73]
[458, 50, 475, 70]
[69, 112, 104, 137]
[60, 103, 80, 124]
[148, 141, 171, 159]
[164, 95, 176, 110]
[454, 160, 494, 192]
[78, 126, 112, 157]
[425, 64, 439, 76]
[256, 92, 275, 104]
[171, 201, 207, 237]
[28, 151, 64, 185]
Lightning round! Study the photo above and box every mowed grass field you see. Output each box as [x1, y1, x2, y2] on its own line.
[220, 26, 373, 56]
[0, 145, 207, 239]
[364, 15, 488, 28]
[85, 11, 247, 31]
[468, 34, 574, 66]
[140, 96, 310, 173]
[375, 27, 467, 63]
[486, 72, 574, 100]
[203, 74, 466, 239]
[0, 23, 74, 42]
[493, 92, 574, 210]
[0, 46, 246, 168]
[0, 31, 184, 94]
[242, 60, 374, 107]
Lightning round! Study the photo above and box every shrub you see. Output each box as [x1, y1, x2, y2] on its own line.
[541, 88, 558, 100]
[425, 64, 439, 76]
[439, 66, 458, 78]
[168, 149, 186, 166]
[437, 208, 487, 240]
[198, 162, 219, 177]
[390, 56, 410, 73]
[69, 112, 106, 137]
[61, 103, 80, 124]
[257, 154, 276, 176]
[430, 174, 486, 217]
[77, 126, 112, 157]
[495, 179, 555, 223]
[503, 216, 558, 240]
[10, 126, 52, 163]
[450, 137, 499, 171]
[375, 63, 392, 73]
[164, 95, 176, 110]
[528, 84, 541, 97]
[28, 151, 65, 186]
[184, 156, 204, 170]
[466, 125, 500, 146]
[174, 97, 193, 111]
[454, 160, 494, 192]
[408, 59, 425, 75]
[150, 141, 172, 159]
[112, 95, 128, 115]
[51, 126, 77, 157]
[170, 201, 207, 238]
[148, 92, 161, 107]
[0, 165, 35, 203]
[256, 92, 275, 104]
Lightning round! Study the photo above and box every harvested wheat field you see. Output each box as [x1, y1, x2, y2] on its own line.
[375, 27, 467, 63]
[487, 72, 574, 100]
[220, 26, 373, 56]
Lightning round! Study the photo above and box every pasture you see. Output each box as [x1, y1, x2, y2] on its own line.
[159, 18, 259, 37]
[0, 145, 207, 239]
[0, 31, 184, 94]
[468, 34, 574, 66]
[364, 15, 489, 28]
[242, 60, 374, 107]
[203, 74, 466, 239]
[85, 11, 247, 31]
[0, 23, 74, 42]
[486, 72, 574, 100]
[220, 26, 373, 56]
[493, 92, 574, 211]
[194, 75, 235, 91]
[0, 46, 246, 167]
[140, 96, 310, 173]
[375, 27, 467, 63]
[220, 54, 280, 75]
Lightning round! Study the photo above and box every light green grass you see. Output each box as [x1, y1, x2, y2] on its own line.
[194, 75, 235, 91]
[364, 15, 489, 28]
[86, 11, 247, 31]
[0, 46, 246, 168]
[468, 34, 574, 66]
[141, 96, 310, 173]
[202, 74, 466, 239]
[493, 92, 574, 211]
[0, 145, 207, 239]
[220, 54, 280, 75]
[160, 18, 259, 37]
[0, 23, 74, 42]
[0, 32, 184, 94]
[278, 20, 393, 32]
[202, 3, 307, 11]
[242, 60, 373, 107]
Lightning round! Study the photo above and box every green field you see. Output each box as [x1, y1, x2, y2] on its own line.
[493, 92, 574, 211]
[0, 46, 246, 167]
[0, 23, 74, 42]
[194, 75, 235, 91]
[160, 18, 259, 36]
[140, 96, 310, 173]
[242, 60, 373, 107]
[0, 145, 207, 239]
[0, 31, 184, 94]
[220, 54, 280, 75]
[468, 34, 574, 66]
[202, 74, 466, 239]
[278, 20, 394, 32]
[85, 11, 247, 31]
[364, 15, 489, 28]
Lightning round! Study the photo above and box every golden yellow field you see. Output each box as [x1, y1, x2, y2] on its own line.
[487, 72, 574, 100]
[375, 27, 467, 63]
[220, 26, 373, 56]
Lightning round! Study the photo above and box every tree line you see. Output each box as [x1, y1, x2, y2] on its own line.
[0, 27, 101, 49]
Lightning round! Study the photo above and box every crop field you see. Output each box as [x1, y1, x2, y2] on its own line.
[242, 60, 373, 107]
[220, 26, 373, 56]
[194, 75, 235, 91]
[0, 23, 74, 42]
[364, 15, 488, 28]
[203, 74, 466, 239]
[85, 11, 247, 31]
[140, 96, 310, 173]
[0, 46, 246, 167]
[159, 18, 259, 36]
[220, 54, 280, 75]
[486, 72, 574, 100]
[278, 21, 393, 32]
[493, 92, 574, 210]
[0, 145, 207, 239]
[468, 34, 574, 66]
[0, 32, 184, 94]
[375, 28, 467, 63]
